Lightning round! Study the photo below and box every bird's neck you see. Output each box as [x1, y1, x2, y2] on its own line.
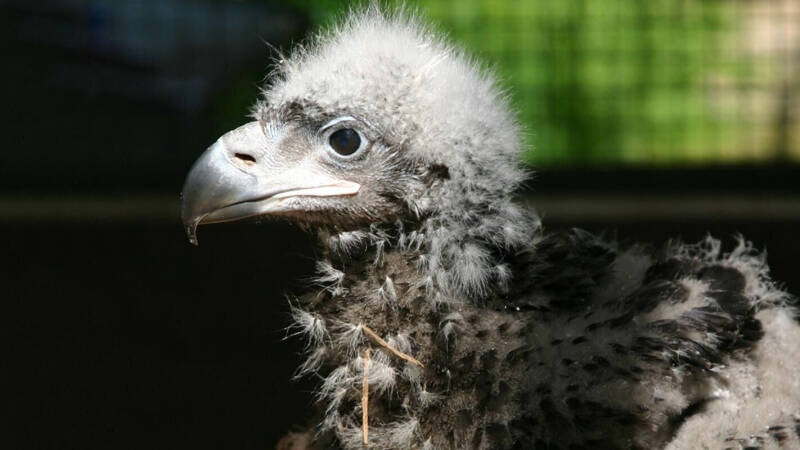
[317, 202, 540, 303]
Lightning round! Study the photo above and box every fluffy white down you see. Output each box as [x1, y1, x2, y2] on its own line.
[666, 308, 800, 449]
[264, 5, 524, 191]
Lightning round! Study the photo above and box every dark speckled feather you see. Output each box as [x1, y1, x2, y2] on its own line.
[285, 227, 795, 449]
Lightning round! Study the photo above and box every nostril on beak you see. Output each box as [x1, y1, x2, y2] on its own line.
[234, 152, 257, 165]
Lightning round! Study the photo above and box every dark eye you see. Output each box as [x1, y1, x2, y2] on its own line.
[328, 128, 361, 156]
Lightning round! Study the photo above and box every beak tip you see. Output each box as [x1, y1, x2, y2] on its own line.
[185, 220, 200, 246]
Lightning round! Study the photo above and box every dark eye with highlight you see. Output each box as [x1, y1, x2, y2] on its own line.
[328, 128, 361, 156]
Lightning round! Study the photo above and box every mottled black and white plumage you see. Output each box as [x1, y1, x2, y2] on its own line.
[181, 7, 800, 449]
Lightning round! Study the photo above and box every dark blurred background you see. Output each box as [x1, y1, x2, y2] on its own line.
[3, 0, 798, 449]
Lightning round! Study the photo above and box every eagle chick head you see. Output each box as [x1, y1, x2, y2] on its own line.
[182, 7, 534, 297]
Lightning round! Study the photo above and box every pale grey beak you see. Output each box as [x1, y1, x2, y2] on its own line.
[181, 121, 359, 245]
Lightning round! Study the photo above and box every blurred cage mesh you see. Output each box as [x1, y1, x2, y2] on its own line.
[11, 0, 797, 168]
[415, 0, 800, 166]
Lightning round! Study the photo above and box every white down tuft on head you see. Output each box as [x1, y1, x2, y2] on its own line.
[256, 6, 537, 300]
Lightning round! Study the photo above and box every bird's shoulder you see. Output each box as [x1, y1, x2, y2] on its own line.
[511, 230, 784, 354]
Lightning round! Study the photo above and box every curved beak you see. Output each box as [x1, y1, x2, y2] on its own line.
[181, 121, 360, 245]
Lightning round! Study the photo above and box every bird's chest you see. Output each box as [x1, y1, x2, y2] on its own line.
[298, 250, 534, 449]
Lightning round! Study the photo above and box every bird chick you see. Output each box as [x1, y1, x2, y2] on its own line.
[182, 7, 800, 449]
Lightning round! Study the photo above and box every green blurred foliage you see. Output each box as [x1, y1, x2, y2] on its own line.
[281, 0, 798, 167]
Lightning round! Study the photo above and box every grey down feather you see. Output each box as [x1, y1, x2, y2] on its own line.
[183, 6, 800, 450]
